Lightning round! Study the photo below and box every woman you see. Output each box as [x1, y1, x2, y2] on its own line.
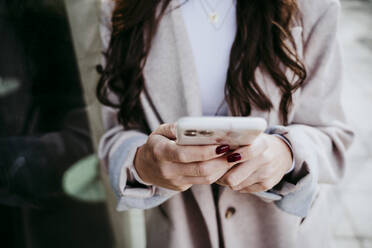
[97, 0, 353, 247]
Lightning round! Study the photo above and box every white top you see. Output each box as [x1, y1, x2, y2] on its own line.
[179, 0, 237, 116]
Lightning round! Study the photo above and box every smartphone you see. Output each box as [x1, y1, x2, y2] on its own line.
[176, 116, 267, 148]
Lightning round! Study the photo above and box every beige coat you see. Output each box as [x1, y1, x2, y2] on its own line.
[98, 0, 354, 247]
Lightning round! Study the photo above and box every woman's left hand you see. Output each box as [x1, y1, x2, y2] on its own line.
[216, 133, 293, 193]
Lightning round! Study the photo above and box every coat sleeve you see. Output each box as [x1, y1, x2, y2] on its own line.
[268, 0, 354, 217]
[98, 106, 178, 211]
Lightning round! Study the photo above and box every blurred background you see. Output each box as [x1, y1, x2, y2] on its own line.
[331, 0, 372, 247]
[0, 0, 371, 247]
[0, 0, 113, 247]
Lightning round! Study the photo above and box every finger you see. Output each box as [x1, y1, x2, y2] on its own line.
[153, 123, 177, 140]
[155, 180, 192, 192]
[226, 136, 267, 166]
[172, 157, 232, 177]
[238, 183, 267, 193]
[163, 142, 230, 163]
[236, 157, 283, 191]
[164, 184, 192, 192]
[218, 156, 266, 187]
[177, 174, 222, 185]
[236, 171, 279, 193]
[230, 171, 262, 191]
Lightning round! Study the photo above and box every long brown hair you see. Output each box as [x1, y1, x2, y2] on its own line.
[97, 0, 306, 131]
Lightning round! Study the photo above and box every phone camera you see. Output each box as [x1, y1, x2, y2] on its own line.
[198, 130, 214, 136]
[184, 130, 197, 136]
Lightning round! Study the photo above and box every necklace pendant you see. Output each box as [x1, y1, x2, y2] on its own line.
[209, 12, 219, 24]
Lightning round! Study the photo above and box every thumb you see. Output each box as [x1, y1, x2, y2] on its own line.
[153, 123, 177, 140]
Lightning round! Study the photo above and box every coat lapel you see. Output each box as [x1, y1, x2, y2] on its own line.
[143, 0, 202, 124]
[142, 1, 219, 246]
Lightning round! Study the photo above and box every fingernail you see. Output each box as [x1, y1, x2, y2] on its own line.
[227, 153, 242, 163]
[216, 145, 230, 154]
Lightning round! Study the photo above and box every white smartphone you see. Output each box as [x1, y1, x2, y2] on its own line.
[176, 116, 267, 148]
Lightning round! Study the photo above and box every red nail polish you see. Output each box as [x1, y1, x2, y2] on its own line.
[216, 145, 230, 154]
[227, 153, 241, 163]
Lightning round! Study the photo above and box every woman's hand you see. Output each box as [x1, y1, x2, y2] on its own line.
[134, 123, 233, 191]
[216, 134, 293, 193]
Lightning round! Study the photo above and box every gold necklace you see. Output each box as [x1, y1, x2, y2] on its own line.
[200, 0, 235, 30]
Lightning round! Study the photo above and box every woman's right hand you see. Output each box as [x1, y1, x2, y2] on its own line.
[134, 123, 233, 191]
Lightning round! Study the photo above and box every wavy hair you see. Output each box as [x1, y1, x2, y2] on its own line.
[97, 0, 307, 131]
